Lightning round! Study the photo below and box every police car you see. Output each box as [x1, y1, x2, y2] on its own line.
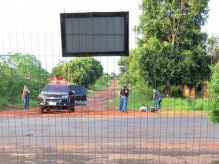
[38, 77, 86, 113]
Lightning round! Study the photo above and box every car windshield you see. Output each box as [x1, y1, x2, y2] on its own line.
[71, 86, 83, 94]
[43, 84, 69, 93]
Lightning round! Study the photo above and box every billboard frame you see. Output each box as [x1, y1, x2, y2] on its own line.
[60, 12, 129, 57]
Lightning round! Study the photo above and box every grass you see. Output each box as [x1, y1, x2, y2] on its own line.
[159, 98, 208, 114]
[0, 76, 112, 109]
[0, 98, 38, 110]
[87, 78, 111, 95]
[108, 87, 154, 111]
[1, 78, 210, 115]
[108, 87, 209, 114]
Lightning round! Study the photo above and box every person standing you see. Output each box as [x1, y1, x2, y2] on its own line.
[118, 90, 123, 111]
[119, 82, 129, 112]
[22, 85, 30, 110]
[153, 89, 162, 111]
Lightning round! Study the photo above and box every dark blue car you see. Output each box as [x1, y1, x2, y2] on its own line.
[38, 80, 86, 113]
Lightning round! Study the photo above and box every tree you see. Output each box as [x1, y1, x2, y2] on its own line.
[207, 63, 219, 124]
[117, 56, 130, 83]
[109, 72, 117, 80]
[51, 61, 65, 77]
[207, 36, 219, 65]
[62, 57, 103, 87]
[0, 53, 49, 106]
[129, 0, 211, 95]
[118, 50, 143, 86]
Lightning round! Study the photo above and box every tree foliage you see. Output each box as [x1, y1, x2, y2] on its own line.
[51, 61, 65, 77]
[118, 50, 143, 87]
[124, 0, 211, 95]
[207, 63, 219, 124]
[0, 53, 49, 107]
[52, 57, 103, 87]
[207, 36, 219, 65]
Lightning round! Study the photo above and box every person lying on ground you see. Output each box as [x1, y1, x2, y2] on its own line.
[139, 104, 148, 112]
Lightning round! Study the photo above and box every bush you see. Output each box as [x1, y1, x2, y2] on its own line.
[0, 98, 9, 109]
[170, 87, 182, 98]
[89, 75, 110, 91]
[0, 53, 49, 109]
[128, 86, 154, 110]
[206, 63, 219, 124]
[159, 97, 207, 113]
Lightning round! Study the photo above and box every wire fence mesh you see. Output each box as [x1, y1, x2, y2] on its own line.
[0, 23, 219, 164]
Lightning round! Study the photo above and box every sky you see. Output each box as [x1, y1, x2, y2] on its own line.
[0, 0, 218, 74]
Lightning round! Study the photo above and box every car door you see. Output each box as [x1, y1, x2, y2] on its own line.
[68, 86, 75, 109]
[70, 85, 86, 106]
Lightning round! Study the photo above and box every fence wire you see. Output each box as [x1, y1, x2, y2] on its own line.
[0, 30, 219, 164]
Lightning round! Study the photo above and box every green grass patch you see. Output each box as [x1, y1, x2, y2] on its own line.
[87, 78, 112, 95]
[108, 87, 209, 114]
[0, 98, 38, 110]
[159, 98, 208, 114]
[108, 87, 154, 111]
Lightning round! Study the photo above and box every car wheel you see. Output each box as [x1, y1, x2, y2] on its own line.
[38, 107, 43, 114]
[70, 105, 75, 112]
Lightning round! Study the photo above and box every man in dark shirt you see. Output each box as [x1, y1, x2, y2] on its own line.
[119, 82, 129, 112]
[153, 89, 162, 111]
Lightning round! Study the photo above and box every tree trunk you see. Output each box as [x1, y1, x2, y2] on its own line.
[165, 85, 171, 98]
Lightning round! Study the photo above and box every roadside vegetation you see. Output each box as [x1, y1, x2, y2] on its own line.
[51, 57, 103, 88]
[52, 58, 116, 95]
[206, 63, 219, 123]
[109, 85, 208, 114]
[0, 54, 113, 109]
[87, 73, 116, 95]
[0, 53, 49, 109]
[115, 0, 219, 123]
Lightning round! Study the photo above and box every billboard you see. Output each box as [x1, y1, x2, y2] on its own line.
[60, 12, 129, 57]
